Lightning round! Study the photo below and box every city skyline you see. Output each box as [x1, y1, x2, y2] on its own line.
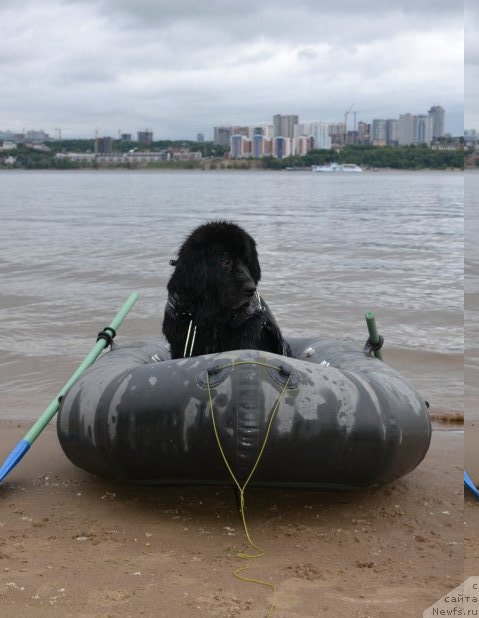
[1, 1, 464, 140]
[0, 101, 463, 145]
[0, 104, 455, 147]
[214, 108, 452, 160]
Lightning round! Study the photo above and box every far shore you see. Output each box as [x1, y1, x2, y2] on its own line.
[0, 165, 465, 173]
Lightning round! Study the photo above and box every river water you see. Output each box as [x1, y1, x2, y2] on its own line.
[466, 170, 479, 420]
[0, 169, 463, 419]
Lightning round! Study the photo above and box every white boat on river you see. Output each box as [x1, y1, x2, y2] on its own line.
[312, 163, 363, 173]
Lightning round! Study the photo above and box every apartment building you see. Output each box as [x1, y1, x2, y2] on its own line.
[398, 113, 433, 145]
[273, 114, 299, 138]
[371, 119, 387, 146]
[428, 106, 445, 139]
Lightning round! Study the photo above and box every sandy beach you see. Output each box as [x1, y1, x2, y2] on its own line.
[0, 420, 462, 618]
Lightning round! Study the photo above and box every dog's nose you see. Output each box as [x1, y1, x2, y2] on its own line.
[237, 263, 256, 297]
[243, 280, 256, 297]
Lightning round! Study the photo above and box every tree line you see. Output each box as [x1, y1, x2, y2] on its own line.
[262, 144, 464, 170]
[1, 142, 464, 170]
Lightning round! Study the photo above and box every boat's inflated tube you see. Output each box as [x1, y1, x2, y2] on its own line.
[57, 337, 431, 489]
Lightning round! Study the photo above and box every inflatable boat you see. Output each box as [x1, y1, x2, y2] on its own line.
[57, 336, 431, 489]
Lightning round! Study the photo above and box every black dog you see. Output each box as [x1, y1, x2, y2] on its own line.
[163, 221, 291, 359]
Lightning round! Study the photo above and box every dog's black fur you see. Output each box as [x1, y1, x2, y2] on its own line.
[163, 221, 290, 359]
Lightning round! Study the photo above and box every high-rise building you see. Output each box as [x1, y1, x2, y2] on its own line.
[294, 136, 313, 156]
[262, 124, 274, 139]
[95, 137, 113, 154]
[230, 134, 253, 159]
[428, 106, 445, 139]
[262, 138, 273, 156]
[243, 140, 252, 158]
[415, 115, 432, 145]
[311, 122, 331, 150]
[232, 126, 249, 137]
[273, 136, 293, 158]
[252, 134, 263, 158]
[273, 114, 299, 138]
[398, 114, 433, 145]
[328, 123, 346, 145]
[398, 114, 416, 146]
[357, 122, 370, 144]
[214, 126, 232, 146]
[385, 119, 398, 145]
[250, 126, 264, 140]
[137, 131, 153, 145]
[293, 123, 307, 138]
[25, 130, 49, 143]
[197, 133, 205, 143]
[230, 134, 243, 159]
[371, 119, 387, 145]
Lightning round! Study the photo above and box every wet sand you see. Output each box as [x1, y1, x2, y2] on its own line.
[0, 420, 462, 617]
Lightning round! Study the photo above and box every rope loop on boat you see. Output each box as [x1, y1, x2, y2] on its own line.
[206, 360, 292, 617]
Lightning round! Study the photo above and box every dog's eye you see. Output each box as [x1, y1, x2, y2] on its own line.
[221, 258, 232, 269]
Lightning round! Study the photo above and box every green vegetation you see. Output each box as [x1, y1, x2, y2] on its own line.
[100, 139, 229, 158]
[49, 139, 96, 154]
[0, 139, 230, 170]
[1, 144, 80, 169]
[263, 144, 464, 170]
[0, 141, 463, 170]
[45, 138, 222, 156]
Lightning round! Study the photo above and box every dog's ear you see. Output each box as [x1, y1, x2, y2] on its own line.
[167, 244, 210, 300]
[246, 236, 261, 284]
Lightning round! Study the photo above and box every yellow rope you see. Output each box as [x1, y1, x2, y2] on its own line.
[206, 361, 291, 618]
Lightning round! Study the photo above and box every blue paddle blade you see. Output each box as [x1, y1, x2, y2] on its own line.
[464, 470, 479, 499]
[0, 440, 30, 482]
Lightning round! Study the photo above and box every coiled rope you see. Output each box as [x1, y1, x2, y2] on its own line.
[206, 360, 292, 617]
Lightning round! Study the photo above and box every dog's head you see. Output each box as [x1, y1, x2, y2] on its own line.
[168, 221, 261, 315]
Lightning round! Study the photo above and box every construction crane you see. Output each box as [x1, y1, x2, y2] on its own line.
[53, 128, 74, 140]
[344, 104, 354, 145]
[352, 110, 367, 133]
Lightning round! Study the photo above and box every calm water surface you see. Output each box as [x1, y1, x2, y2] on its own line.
[466, 170, 479, 419]
[0, 169, 463, 418]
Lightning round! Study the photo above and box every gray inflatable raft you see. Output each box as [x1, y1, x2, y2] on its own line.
[57, 337, 431, 489]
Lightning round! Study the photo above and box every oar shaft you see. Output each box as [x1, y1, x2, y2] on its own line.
[24, 292, 138, 444]
[365, 310, 383, 360]
[0, 293, 138, 481]
[465, 470, 479, 500]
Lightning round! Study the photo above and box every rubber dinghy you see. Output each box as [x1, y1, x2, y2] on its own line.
[57, 336, 431, 490]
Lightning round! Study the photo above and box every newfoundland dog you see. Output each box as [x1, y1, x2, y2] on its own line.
[163, 221, 291, 359]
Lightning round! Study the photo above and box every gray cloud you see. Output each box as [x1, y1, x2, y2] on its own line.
[466, 0, 478, 129]
[0, 0, 464, 138]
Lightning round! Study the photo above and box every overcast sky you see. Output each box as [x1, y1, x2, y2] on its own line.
[1, 0, 464, 139]
[466, 0, 479, 131]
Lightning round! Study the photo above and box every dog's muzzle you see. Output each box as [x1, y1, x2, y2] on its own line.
[229, 291, 264, 328]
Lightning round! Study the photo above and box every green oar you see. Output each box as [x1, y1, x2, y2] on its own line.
[365, 310, 383, 360]
[0, 292, 139, 482]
